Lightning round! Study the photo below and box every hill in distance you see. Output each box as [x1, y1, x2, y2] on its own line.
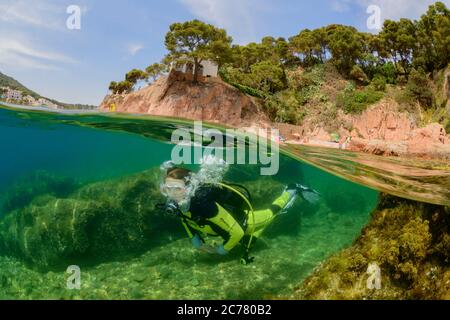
[0, 71, 96, 110]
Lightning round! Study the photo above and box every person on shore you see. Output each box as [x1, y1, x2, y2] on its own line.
[439, 128, 446, 144]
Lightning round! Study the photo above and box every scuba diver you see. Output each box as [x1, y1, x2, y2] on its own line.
[158, 159, 319, 265]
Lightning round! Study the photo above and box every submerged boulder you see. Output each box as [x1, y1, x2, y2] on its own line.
[291, 194, 450, 300]
[0, 168, 286, 270]
[0, 169, 174, 270]
[1, 170, 80, 214]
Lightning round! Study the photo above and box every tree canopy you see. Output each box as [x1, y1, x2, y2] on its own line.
[145, 63, 167, 82]
[109, 1, 450, 117]
[164, 19, 232, 81]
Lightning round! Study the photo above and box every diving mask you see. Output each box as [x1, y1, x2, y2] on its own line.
[161, 179, 188, 203]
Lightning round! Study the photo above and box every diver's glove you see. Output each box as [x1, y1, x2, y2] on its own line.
[191, 234, 203, 249]
[215, 245, 229, 256]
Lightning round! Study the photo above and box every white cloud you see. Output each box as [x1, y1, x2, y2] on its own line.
[0, 0, 63, 29]
[127, 43, 145, 56]
[0, 51, 61, 71]
[0, 37, 76, 71]
[0, 39, 76, 64]
[0, 1, 82, 71]
[179, 0, 256, 43]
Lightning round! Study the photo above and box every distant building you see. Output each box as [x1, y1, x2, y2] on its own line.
[23, 95, 37, 105]
[37, 98, 59, 109]
[5, 88, 23, 100]
[0, 86, 60, 108]
[170, 58, 219, 78]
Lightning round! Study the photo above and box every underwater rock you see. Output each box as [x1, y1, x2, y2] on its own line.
[1, 171, 80, 214]
[292, 194, 450, 300]
[0, 169, 177, 270]
[0, 168, 286, 271]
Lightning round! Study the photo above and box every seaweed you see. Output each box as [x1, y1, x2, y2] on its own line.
[292, 194, 450, 300]
[0, 169, 177, 270]
[0, 168, 288, 271]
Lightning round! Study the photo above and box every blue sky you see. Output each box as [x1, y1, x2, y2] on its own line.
[0, 0, 448, 105]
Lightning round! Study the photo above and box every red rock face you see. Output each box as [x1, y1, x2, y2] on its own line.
[348, 122, 449, 159]
[274, 98, 449, 159]
[349, 100, 414, 141]
[100, 73, 269, 127]
[100, 76, 449, 159]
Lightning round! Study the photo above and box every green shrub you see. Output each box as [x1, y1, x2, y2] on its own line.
[265, 90, 306, 124]
[379, 62, 397, 84]
[220, 61, 286, 94]
[291, 65, 326, 105]
[294, 64, 325, 89]
[404, 69, 433, 109]
[344, 81, 356, 93]
[350, 65, 369, 84]
[370, 75, 387, 92]
[336, 87, 384, 114]
[230, 82, 267, 99]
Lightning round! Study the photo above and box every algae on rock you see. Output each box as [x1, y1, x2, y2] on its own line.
[1, 171, 80, 214]
[291, 194, 450, 300]
[0, 168, 287, 271]
[0, 169, 176, 269]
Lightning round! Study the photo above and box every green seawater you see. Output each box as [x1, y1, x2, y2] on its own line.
[0, 105, 448, 300]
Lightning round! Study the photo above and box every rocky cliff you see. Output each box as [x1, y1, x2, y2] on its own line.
[345, 100, 449, 159]
[100, 72, 449, 159]
[100, 72, 269, 127]
[276, 99, 450, 159]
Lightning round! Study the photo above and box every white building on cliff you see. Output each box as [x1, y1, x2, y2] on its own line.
[170, 58, 218, 78]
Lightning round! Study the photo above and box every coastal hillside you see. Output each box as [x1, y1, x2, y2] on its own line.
[0, 71, 40, 98]
[269, 64, 450, 158]
[0, 71, 96, 110]
[101, 2, 450, 158]
[100, 71, 269, 127]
